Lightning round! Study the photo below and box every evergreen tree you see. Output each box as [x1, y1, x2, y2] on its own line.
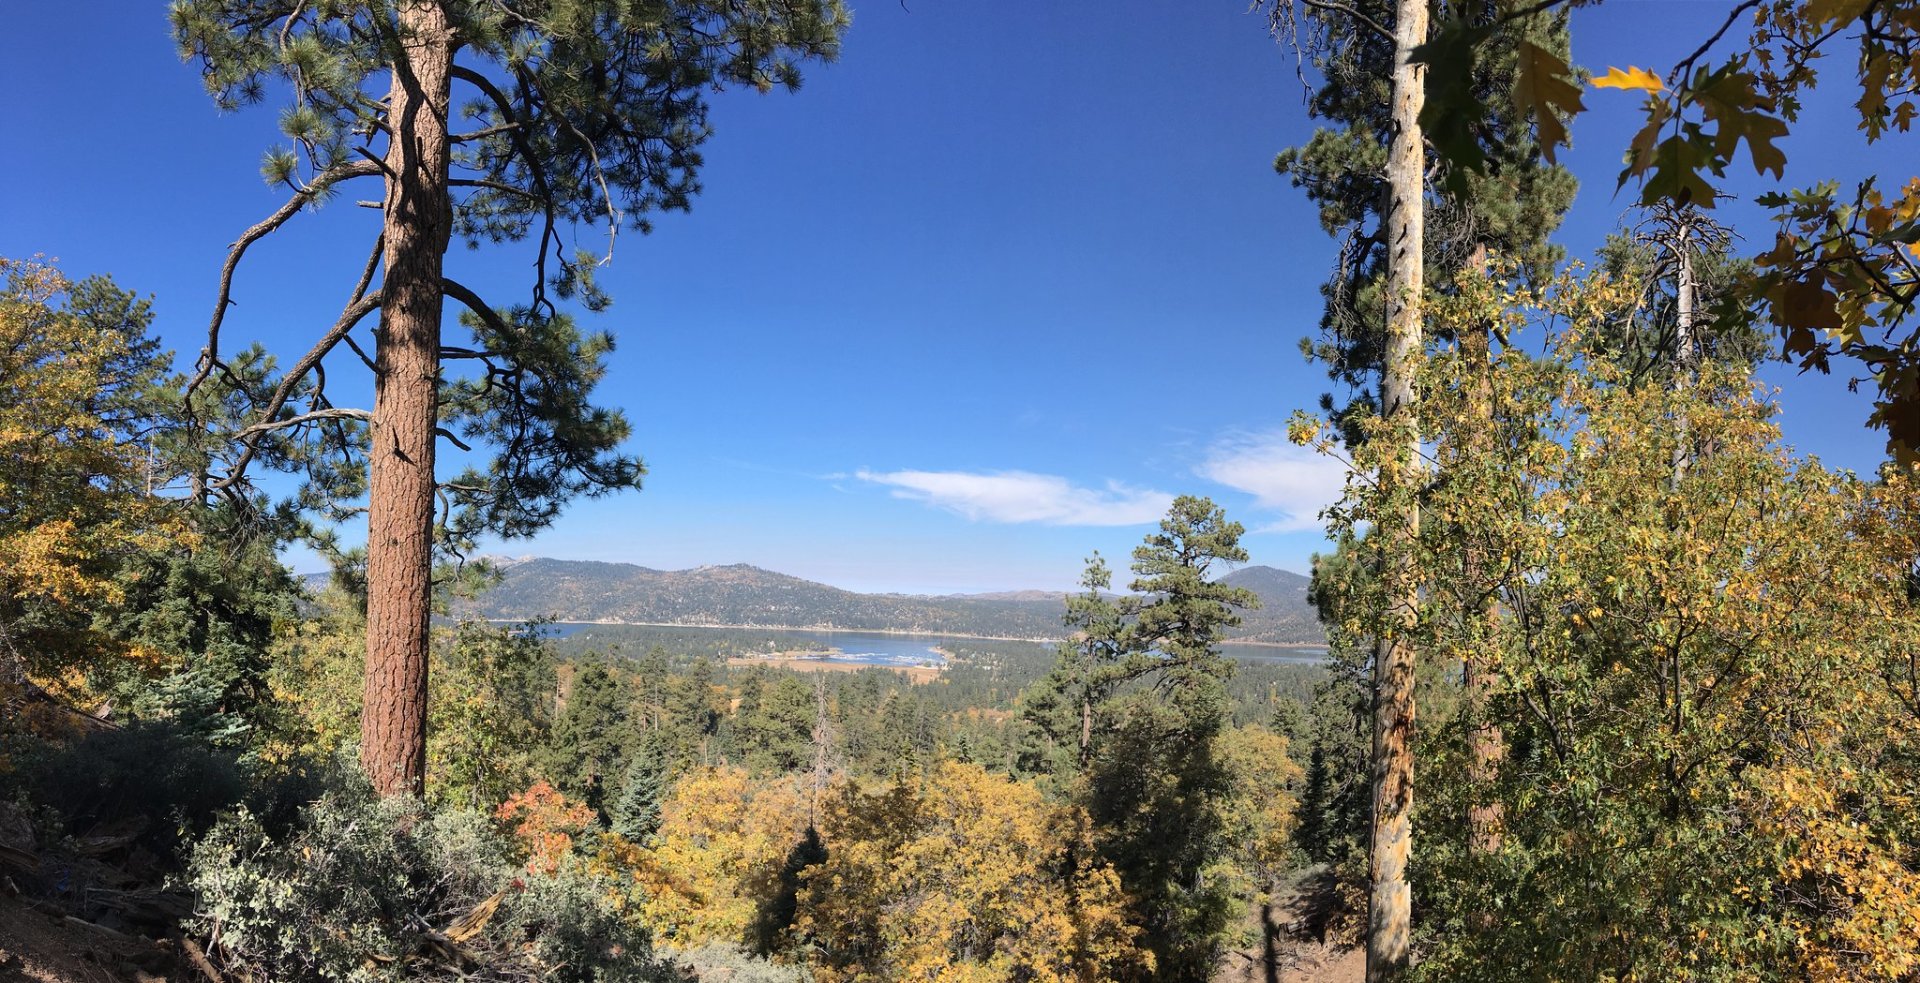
[104, 510, 304, 746]
[1591, 205, 1769, 384]
[732, 669, 813, 774]
[1272, 0, 1576, 442]
[1087, 497, 1258, 982]
[1015, 554, 1136, 784]
[670, 657, 724, 768]
[170, 0, 848, 796]
[609, 731, 670, 842]
[545, 662, 633, 814]
[631, 645, 674, 731]
[1267, 694, 1308, 745]
[835, 670, 887, 771]
[1017, 497, 1261, 981]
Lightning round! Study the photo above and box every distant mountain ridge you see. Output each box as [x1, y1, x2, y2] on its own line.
[1216, 565, 1320, 644]
[454, 558, 1324, 644]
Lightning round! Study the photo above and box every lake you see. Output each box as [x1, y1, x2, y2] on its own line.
[1220, 643, 1330, 664]
[535, 624, 955, 667]
[528, 622, 1326, 668]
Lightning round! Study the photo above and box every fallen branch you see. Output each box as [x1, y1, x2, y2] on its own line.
[63, 913, 135, 944]
[0, 844, 37, 875]
[182, 936, 227, 983]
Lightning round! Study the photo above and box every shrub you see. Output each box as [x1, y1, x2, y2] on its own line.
[4, 720, 248, 863]
[664, 942, 812, 982]
[187, 781, 670, 982]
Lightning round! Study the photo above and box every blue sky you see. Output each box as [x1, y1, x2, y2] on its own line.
[0, 1, 1904, 593]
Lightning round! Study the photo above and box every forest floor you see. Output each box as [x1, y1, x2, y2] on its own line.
[0, 894, 187, 983]
[1216, 867, 1365, 983]
[3, 864, 1364, 983]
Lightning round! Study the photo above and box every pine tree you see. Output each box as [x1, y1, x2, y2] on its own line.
[104, 510, 304, 746]
[672, 657, 724, 768]
[1271, 0, 1576, 442]
[1017, 553, 1130, 780]
[732, 669, 814, 774]
[169, 0, 848, 796]
[1592, 205, 1766, 384]
[545, 662, 633, 814]
[1266, 4, 1582, 972]
[1019, 497, 1261, 981]
[609, 732, 670, 842]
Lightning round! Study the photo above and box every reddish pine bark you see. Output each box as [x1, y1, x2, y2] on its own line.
[1461, 245, 1506, 862]
[362, 0, 456, 797]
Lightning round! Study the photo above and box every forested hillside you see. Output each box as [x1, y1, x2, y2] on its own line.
[460, 557, 1325, 644]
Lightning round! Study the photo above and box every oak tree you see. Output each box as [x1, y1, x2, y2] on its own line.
[1419, 0, 1920, 457]
[1298, 261, 1920, 980]
[0, 258, 182, 718]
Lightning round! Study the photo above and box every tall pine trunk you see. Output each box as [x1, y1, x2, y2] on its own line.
[362, 1, 455, 797]
[1461, 245, 1504, 862]
[1368, 0, 1426, 977]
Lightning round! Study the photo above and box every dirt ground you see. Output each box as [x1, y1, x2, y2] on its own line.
[1216, 868, 1365, 983]
[0, 895, 187, 983]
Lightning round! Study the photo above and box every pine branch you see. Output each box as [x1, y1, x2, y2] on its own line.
[211, 291, 383, 491]
[233, 407, 374, 439]
[1297, 0, 1392, 45]
[451, 64, 561, 313]
[350, 232, 384, 305]
[435, 427, 474, 451]
[186, 158, 384, 408]
[449, 177, 540, 199]
[440, 277, 514, 338]
[451, 122, 522, 143]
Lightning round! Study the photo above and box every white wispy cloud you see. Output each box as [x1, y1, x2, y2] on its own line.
[855, 469, 1173, 526]
[1197, 431, 1349, 534]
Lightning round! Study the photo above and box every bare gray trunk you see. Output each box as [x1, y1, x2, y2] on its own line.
[1671, 216, 1696, 488]
[1368, 0, 1426, 978]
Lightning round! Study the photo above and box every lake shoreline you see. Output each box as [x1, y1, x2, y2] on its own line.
[491, 619, 1056, 644]
[485, 618, 1325, 649]
[725, 652, 944, 684]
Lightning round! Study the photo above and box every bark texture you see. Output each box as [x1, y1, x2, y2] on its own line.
[1461, 244, 1505, 861]
[1368, 0, 1427, 977]
[362, 0, 456, 797]
[1463, 632, 1504, 857]
[1671, 214, 1697, 488]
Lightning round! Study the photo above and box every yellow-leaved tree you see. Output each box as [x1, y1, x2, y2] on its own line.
[636, 766, 812, 948]
[1298, 262, 1920, 981]
[0, 257, 180, 729]
[798, 761, 1148, 983]
[1216, 725, 1305, 907]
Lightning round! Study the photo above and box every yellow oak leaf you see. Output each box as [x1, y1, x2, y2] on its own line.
[1592, 65, 1666, 93]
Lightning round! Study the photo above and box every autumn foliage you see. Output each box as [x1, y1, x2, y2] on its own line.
[800, 762, 1147, 983]
[1300, 265, 1920, 981]
[0, 258, 181, 702]
[496, 781, 596, 876]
